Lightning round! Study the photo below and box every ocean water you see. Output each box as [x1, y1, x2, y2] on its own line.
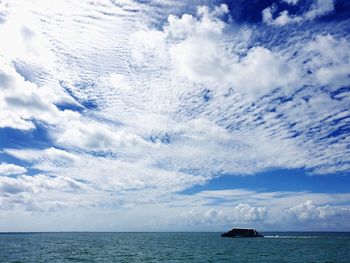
[0, 232, 349, 262]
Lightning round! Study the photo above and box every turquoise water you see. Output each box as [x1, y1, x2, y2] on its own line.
[0, 232, 349, 262]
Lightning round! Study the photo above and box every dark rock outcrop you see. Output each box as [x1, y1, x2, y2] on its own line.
[221, 228, 264, 238]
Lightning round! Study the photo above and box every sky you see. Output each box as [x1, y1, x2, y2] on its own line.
[0, 0, 350, 232]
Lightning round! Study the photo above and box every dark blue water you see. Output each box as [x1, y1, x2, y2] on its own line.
[0, 232, 349, 262]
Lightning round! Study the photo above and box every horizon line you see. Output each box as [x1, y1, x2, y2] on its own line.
[1, 230, 350, 234]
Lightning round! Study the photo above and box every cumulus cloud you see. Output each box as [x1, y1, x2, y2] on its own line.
[178, 204, 267, 226]
[165, 190, 350, 230]
[263, 0, 335, 26]
[161, 5, 298, 98]
[0, 61, 78, 130]
[263, 7, 302, 26]
[305, 34, 350, 87]
[289, 200, 350, 223]
[53, 118, 152, 152]
[0, 163, 27, 176]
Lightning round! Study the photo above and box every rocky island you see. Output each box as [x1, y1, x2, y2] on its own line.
[221, 228, 264, 238]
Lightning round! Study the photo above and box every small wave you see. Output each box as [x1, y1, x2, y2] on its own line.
[264, 235, 318, 239]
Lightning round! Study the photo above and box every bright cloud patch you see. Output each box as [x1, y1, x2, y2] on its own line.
[132, 5, 297, 98]
[263, 0, 335, 26]
[0, 62, 76, 130]
[0, 163, 27, 176]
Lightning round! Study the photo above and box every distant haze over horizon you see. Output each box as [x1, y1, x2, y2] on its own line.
[0, 0, 350, 232]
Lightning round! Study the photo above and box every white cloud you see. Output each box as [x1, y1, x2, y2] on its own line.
[0, 61, 78, 130]
[177, 203, 267, 226]
[0, 2, 347, 178]
[0, 173, 105, 213]
[305, 34, 350, 87]
[0, 163, 27, 176]
[130, 30, 168, 66]
[52, 117, 151, 152]
[1, 163, 350, 230]
[289, 200, 350, 222]
[4, 147, 79, 165]
[4, 147, 206, 198]
[0, 174, 86, 195]
[305, 0, 335, 20]
[263, 7, 302, 26]
[161, 190, 350, 230]
[163, 5, 297, 98]
[263, 0, 335, 26]
[283, 0, 300, 5]
[0, 4, 55, 67]
[166, 4, 228, 39]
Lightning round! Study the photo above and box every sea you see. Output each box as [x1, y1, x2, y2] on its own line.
[0, 232, 349, 262]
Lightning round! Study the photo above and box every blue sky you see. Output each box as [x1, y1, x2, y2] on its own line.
[0, 0, 350, 231]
